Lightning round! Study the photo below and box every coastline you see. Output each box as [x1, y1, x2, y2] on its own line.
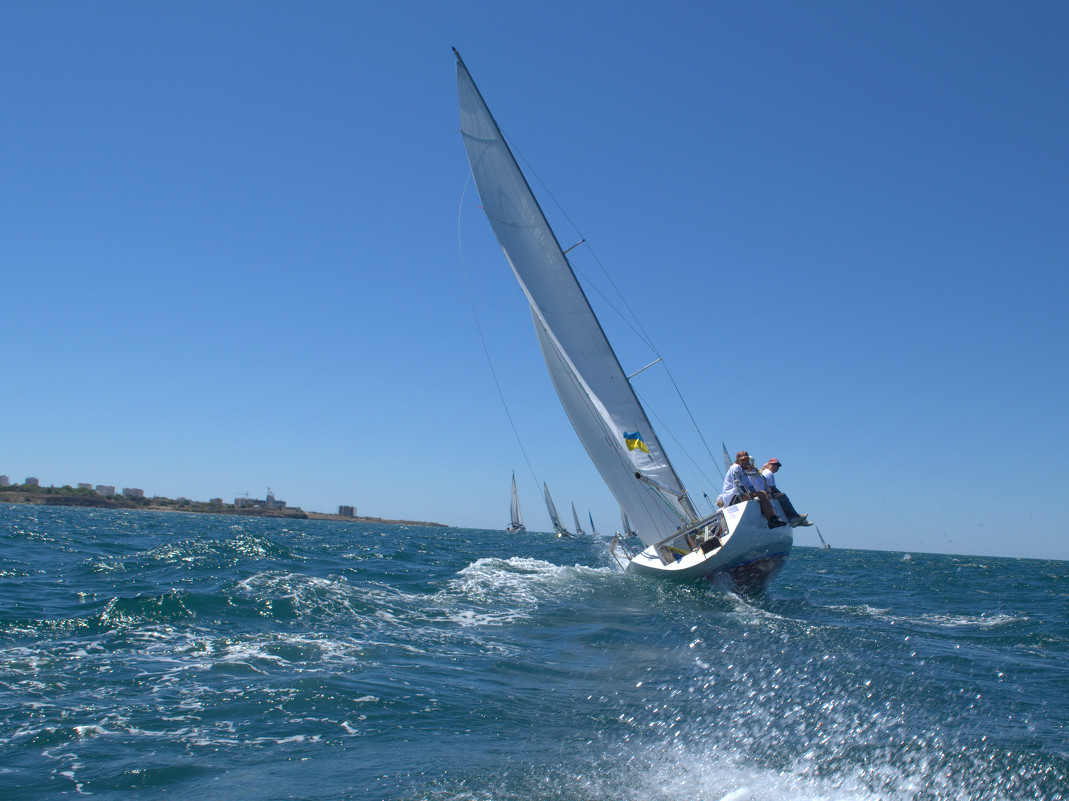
[0, 493, 448, 528]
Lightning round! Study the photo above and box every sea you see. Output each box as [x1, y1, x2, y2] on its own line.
[1, 504, 1065, 801]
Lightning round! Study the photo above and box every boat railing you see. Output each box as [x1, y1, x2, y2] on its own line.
[609, 533, 640, 560]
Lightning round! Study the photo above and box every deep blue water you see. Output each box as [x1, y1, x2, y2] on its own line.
[1, 504, 1066, 800]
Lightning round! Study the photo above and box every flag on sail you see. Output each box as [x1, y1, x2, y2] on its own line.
[624, 431, 649, 454]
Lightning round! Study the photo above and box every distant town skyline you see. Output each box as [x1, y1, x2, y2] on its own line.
[0, 473, 359, 517]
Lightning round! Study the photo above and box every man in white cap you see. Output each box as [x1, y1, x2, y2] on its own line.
[761, 458, 813, 527]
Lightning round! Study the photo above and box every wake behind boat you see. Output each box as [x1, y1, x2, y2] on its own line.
[456, 51, 791, 593]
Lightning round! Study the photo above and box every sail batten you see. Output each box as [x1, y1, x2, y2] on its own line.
[457, 53, 694, 548]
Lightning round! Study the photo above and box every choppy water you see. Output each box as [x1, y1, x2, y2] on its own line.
[1, 504, 1066, 800]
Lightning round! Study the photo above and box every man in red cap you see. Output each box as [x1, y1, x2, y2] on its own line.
[761, 458, 813, 527]
[720, 450, 786, 529]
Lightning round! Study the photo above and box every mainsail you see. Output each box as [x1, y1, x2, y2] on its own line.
[510, 472, 523, 529]
[457, 50, 697, 548]
[572, 503, 585, 536]
[543, 483, 570, 536]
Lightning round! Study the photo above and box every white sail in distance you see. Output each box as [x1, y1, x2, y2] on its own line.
[572, 503, 585, 536]
[543, 483, 570, 536]
[510, 472, 523, 529]
[457, 51, 697, 547]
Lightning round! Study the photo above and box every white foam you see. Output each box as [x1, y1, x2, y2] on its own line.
[598, 738, 966, 801]
[917, 612, 1019, 629]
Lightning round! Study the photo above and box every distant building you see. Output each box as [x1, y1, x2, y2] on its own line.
[209, 498, 224, 506]
[26, 477, 40, 487]
[0, 476, 10, 487]
[338, 505, 355, 517]
[265, 489, 286, 510]
[96, 485, 116, 496]
[234, 490, 289, 511]
[78, 483, 93, 490]
[123, 488, 145, 498]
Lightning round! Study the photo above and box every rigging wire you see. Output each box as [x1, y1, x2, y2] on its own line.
[512, 143, 726, 484]
[456, 172, 543, 498]
[473, 129, 725, 529]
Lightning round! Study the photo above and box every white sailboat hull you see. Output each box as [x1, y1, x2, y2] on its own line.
[611, 500, 793, 594]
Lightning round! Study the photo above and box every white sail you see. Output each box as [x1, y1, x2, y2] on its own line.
[543, 482, 571, 536]
[457, 53, 697, 549]
[572, 503, 585, 536]
[456, 51, 793, 592]
[510, 472, 523, 528]
[529, 310, 690, 545]
[509, 472, 524, 530]
[621, 508, 636, 538]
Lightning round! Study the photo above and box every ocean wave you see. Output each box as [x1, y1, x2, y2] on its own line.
[452, 555, 606, 599]
[824, 604, 1025, 633]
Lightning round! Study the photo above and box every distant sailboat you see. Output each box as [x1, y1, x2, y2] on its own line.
[507, 472, 526, 535]
[588, 511, 599, 537]
[572, 503, 585, 536]
[456, 51, 791, 591]
[816, 526, 831, 549]
[543, 483, 571, 538]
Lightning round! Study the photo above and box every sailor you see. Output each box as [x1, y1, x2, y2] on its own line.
[719, 450, 786, 529]
[744, 455, 767, 493]
[760, 458, 813, 527]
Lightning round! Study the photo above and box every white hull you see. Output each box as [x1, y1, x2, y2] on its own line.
[506, 525, 527, 535]
[610, 500, 793, 594]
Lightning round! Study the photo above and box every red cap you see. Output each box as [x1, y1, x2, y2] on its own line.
[768, 458, 781, 466]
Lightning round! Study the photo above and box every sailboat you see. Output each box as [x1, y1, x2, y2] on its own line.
[588, 511, 599, 537]
[456, 51, 791, 592]
[507, 472, 526, 535]
[572, 503, 585, 536]
[816, 525, 831, 549]
[543, 483, 572, 538]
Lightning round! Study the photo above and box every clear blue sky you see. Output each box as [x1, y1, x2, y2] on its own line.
[3, 2, 1067, 560]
